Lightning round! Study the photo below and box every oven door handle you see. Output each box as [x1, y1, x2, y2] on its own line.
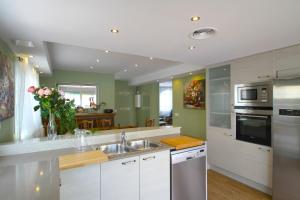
[237, 114, 269, 119]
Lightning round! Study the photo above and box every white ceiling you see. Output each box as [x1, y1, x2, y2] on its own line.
[0, 0, 300, 84]
[47, 42, 180, 80]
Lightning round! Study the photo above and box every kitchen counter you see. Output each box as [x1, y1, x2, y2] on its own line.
[0, 137, 173, 200]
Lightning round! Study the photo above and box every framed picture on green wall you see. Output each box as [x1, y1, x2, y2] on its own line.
[183, 79, 205, 109]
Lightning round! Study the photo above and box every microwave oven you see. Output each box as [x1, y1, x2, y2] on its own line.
[234, 81, 273, 109]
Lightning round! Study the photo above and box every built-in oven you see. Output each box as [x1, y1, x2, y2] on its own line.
[236, 113, 272, 146]
[234, 81, 273, 147]
[234, 81, 272, 108]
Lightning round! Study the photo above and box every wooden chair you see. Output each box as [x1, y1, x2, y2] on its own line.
[96, 119, 113, 130]
[145, 119, 155, 127]
[78, 120, 93, 129]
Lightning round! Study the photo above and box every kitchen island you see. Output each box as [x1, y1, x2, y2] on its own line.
[0, 127, 180, 200]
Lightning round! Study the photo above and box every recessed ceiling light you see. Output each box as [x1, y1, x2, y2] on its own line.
[189, 28, 216, 40]
[135, 64, 139, 67]
[110, 28, 119, 33]
[189, 72, 193, 75]
[105, 50, 110, 53]
[29, 55, 34, 58]
[124, 69, 128, 72]
[189, 46, 196, 50]
[191, 16, 200, 22]
[90, 66, 94, 69]
[149, 57, 153, 60]
[96, 59, 100, 63]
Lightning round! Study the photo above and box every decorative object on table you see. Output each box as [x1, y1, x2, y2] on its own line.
[104, 109, 113, 113]
[76, 106, 84, 113]
[183, 79, 205, 109]
[0, 52, 14, 121]
[28, 86, 76, 138]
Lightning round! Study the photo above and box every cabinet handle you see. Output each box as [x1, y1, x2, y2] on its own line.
[223, 133, 232, 137]
[143, 156, 156, 161]
[258, 147, 271, 152]
[122, 160, 136, 165]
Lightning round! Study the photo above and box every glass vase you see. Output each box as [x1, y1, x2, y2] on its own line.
[47, 112, 57, 139]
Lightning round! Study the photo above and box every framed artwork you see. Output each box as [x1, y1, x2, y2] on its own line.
[183, 79, 205, 109]
[0, 52, 14, 121]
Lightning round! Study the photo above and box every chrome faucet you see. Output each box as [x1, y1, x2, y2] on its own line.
[120, 131, 126, 151]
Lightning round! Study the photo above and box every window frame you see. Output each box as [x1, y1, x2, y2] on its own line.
[57, 83, 98, 108]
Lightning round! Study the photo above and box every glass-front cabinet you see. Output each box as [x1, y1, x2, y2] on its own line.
[208, 65, 231, 129]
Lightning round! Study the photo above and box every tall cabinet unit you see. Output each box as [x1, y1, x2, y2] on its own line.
[206, 65, 237, 172]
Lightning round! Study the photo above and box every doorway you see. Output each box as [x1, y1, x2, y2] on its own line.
[159, 81, 173, 126]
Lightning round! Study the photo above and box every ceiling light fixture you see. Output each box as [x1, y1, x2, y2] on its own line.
[110, 28, 119, 33]
[189, 27, 216, 40]
[96, 59, 100, 63]
[189, 72, 193, 75]
[105, 50, 110, 53]
[40, 71, 43, 74]
[90, 66, 94, 69]
[191, 16, 200, 22]
[149, 57, 153, 60]
[29, 55, 34, 58]
[135, 64, 139, 67]
[189, 46, 196, 50]
[124, 69, 128, 72]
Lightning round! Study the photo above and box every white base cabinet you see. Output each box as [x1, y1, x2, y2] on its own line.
[101, 156, 140, 200]
[140, 151, 170, 200]
[60, 164, 100, 200]
[60, 150, 171, 200]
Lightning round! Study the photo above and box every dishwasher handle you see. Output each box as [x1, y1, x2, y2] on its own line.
[171, 147, 206, 164]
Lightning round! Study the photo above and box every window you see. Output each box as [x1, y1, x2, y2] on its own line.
[58, 85, 97, 108]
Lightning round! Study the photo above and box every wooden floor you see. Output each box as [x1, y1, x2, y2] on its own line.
[208, 170, 272, 200]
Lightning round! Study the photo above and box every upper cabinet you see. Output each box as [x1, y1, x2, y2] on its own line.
[208, 65, 231, 129]
[231, 53, 274, 84]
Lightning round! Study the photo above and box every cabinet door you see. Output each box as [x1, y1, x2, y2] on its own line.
[140, 150, 170, 200]
[101, 156, 139, 200]
[207, 127, 238, 173]
[60, 164, 100, 200]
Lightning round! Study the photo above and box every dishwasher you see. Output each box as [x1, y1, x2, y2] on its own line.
[171, 145, 207, 200]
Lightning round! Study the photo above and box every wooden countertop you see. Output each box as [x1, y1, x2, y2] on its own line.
[160, 135, 204, 150]
[59, 150, 108, 170]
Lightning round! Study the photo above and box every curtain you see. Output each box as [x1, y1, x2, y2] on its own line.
[14, 60, 42, 141]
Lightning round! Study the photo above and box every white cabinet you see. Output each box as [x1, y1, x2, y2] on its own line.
[231, 52, 274, 84]
[60, 164, 100, 200]
[101, 156, 140, 200]
[140, 151, 170, 200]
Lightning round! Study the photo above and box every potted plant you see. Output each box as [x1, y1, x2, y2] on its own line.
[28, 86, 76, 138]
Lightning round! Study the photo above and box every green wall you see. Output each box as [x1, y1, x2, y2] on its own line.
[136, 83, 159, 127]
[40, 70, 115, 110]
[172, 74, 206, 140]
[115, 80, 137, 127]
[0, 39, 15, 143]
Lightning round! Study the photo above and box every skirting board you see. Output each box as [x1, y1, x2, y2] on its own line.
[208, 164, 272, 195]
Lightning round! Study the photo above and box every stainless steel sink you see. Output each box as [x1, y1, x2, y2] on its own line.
[126, 139, 160, 150]
[94, 143, 134, 155]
